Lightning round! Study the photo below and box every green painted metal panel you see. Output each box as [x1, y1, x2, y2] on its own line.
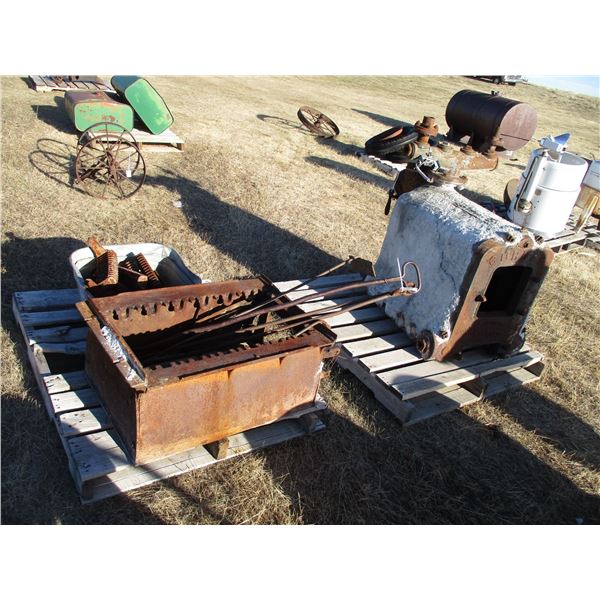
[111, 76, 174, 135]
[64, 91, 134, 132]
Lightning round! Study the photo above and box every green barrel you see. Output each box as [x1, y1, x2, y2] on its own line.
[111, 76, 174, 135]
[64, 91, 134, 132]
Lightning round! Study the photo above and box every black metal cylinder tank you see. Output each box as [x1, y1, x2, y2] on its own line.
[445, 89, 537, 151]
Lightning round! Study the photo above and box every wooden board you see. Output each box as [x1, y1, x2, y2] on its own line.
[12, 288, 328, 504]
[86, 127, 185, 153]
[274, 275, 545, 426]
[131, 128, 185, 153]
[29, 75, 114, 93]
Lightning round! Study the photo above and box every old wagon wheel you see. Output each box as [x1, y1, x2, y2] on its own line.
[297, 106, 340, 138]
[77, 122, 138, 148]
[75, 122, 146, 199]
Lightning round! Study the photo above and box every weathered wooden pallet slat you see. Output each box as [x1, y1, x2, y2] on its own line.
[58, 407, 112, 438]
[296, 294, 366, 310]
[393, 350, 542, 401]
[275, 273, 361, 292]
[20, 308, 82, 327]
[344, 331, 412, 358]
[35, 340, 87, 355]
[44, 371, 89, 395]
[320, 306, 386, 327]
[28, 324, 88, 344]
[87, 127, 185, 153]
[360, 345, 422, 373]
[274, 275, 544, 426]
[332, 319, 399, 343]
[29, 75, 114, 93]
[545, 230, 589, 252]
[12, 287, 328, 504]
[13, 289, 81, 311]
[51, 388, 102, 415]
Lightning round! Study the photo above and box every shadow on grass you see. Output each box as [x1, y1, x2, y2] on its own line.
[352, 108, 412, 130]
[305, 156, 391, 189]
[28, 138, 79, 190]
[256, 113, 311, 135]
[146, 168, 342, 281]
[260, 368, 600, 524]
[314, 136, 364, 156]
[487, 387, 600, 472]
[32, 95, 74, 135]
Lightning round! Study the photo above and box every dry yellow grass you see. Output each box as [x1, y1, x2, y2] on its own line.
[1, 75, 599, 524]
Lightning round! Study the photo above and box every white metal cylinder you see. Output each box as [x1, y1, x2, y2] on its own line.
[508, 149, 588, 236]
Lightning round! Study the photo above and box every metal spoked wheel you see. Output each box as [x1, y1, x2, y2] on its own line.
[75, 122, 146, 199]
[297, 106, 340, 138]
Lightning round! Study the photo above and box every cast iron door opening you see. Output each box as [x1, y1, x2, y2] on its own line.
[477, 265, 533, 316]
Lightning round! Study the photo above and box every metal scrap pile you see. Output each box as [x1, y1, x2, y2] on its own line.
[77, 256, 421, 463]
[84, 236, 179, 296]
[361, 89, 538, 213]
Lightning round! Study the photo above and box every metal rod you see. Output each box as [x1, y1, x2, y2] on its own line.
[235, 286, 415, 335]
[145, 285, 415, 362]
[232, 256, 355, 319]
[184, 274, 412, 338]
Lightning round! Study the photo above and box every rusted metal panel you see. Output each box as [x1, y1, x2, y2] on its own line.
[136, 348, 323, 461]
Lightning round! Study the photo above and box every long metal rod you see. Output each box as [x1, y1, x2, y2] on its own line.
[235, 287, 414, 335]
[183, 274, 411, 339]
[146, 285, 414, 361]
[233, 256, 355, 319]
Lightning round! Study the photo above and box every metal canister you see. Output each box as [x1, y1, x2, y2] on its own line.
[445, 89, 537, 152]
[111, 76, 174, 135]
[64, 91, 134, 132]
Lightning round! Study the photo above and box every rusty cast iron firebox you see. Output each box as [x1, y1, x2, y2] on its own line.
[370, 186, 554, 361]
[76, 277, 339, 465]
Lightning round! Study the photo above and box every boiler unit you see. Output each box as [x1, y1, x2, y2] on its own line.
[369, 186, 554, 361]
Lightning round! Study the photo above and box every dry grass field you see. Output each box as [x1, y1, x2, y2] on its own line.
[1, 75, 599, 524]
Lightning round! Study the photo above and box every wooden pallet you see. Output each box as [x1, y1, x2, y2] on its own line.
[130, 127, 185, 153]
[29, 75, 114, 93]
[274, 274, 545, 426]
[12, 289, 327, 504]
[86, 127, 185, 153]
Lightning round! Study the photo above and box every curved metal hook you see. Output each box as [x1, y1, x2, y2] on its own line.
[397, 259, 422, 293]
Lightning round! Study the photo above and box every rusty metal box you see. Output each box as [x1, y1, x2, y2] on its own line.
[77, 279, 337, 465]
